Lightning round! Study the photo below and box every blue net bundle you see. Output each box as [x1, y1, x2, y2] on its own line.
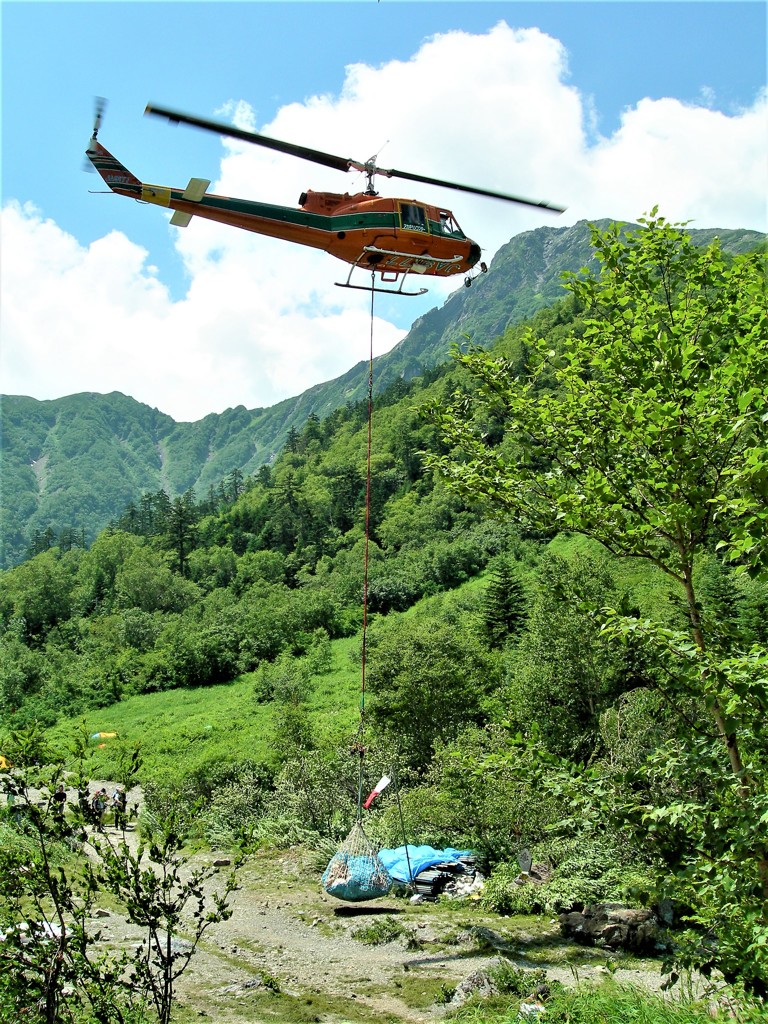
[321, 820, 392, 902]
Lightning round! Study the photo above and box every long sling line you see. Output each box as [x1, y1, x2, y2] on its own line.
[355, 272, 376, 818]
[346, 275, 413, 895]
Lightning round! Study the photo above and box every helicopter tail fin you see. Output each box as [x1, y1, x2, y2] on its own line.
[85, 137, 143, 197]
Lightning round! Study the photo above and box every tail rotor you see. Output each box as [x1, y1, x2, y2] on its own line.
[84, 97, 107, 169]
[92, 96, 107, 140]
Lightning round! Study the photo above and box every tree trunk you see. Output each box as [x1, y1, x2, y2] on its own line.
[684, 564, 768, 899]
[682, 566, 745, 778]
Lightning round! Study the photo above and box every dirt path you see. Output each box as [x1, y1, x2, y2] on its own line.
[84, 784, 672, 1024]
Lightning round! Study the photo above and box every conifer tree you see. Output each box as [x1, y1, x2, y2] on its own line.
[482, 557, 527, 647]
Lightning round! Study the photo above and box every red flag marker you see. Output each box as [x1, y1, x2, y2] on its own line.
[363, 775, 391, 809]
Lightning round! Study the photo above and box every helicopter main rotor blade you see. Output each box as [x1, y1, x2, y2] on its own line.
[378, 166, 565, 213]
[145, 104, 353, 173]
[146, 103, 565, 212]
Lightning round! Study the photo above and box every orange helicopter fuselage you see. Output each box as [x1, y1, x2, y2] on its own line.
[87, 139, 482, 280]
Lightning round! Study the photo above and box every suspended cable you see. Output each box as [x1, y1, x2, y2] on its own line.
[321, 274, 409, 904]
[354, 272, 377, 819]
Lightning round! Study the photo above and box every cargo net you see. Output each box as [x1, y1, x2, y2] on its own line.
[322, 820, 392, 902]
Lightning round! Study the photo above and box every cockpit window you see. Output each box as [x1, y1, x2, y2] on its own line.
[399, 203, 428, 232]
[438, 211, 465, 238]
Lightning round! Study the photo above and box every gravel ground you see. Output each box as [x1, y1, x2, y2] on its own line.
[78, 784, 675, 1024]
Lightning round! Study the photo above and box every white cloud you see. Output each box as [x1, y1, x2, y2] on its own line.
[0, 200, 402, 421]
[3, 22, 766, 421]
[584, 93, 768, 229]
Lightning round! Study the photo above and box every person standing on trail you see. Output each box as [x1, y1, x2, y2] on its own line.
[91, 788, 107, 824]
[112, 786, 127, 830]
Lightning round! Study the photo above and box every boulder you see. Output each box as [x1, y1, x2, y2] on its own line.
[559, 903, 664, 953]
[450, 967, 498, 1006]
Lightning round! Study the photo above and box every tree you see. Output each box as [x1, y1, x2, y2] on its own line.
[136, 490, 172, 538]
[283, 426, 301, 454]
[328, 463, 364, 533]
[482, 555, 527, 647]
[0, 549, 76, 639]
[0, 743, 243, 1024]
[301, 412, 323, 450]
[74, 530, 142, 613]
[94, 818, 240, 1024]
[503, 553, 645, 761]
[366, 616, 497, 770]
[165, 490, 198, 575]
[0, 633, 49, 724]
[226, 466, 245, 503]
[114, 546, 200, 614]
[426, 213, 768, 990]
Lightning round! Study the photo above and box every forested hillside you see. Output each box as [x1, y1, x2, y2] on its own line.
[1, 217, 767, 1020]
[3, 220, 762, 570]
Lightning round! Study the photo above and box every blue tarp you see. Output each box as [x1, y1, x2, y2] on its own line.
[377, 844, 472, 883]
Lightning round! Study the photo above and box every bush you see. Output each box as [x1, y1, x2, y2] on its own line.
[352, 915, 406, 946]
[490, 961, 550, 997]
[410, 726, 568, 863]
[141, 758, 274, 845]
[365, 618, 496, 771]
[481, 834, 651, 916]
[250, 814, 319, 849]
[200, 772, 273, 847]
[266, 748, 360, 839]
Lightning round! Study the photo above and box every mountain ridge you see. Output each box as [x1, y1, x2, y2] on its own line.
[2, 219, 763, 568]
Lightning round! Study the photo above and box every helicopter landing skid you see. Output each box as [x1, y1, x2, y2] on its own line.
[335, 246, 463, 297]
[336, 276, 428, 297]
[335, 262, 428, 297]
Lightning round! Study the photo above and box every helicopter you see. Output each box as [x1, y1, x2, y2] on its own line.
[86, 100, 565, 295]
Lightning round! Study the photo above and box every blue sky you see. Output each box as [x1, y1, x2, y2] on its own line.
[2, 1, 766, 420]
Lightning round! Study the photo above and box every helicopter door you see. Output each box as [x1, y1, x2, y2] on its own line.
[399, 202, 428, 233]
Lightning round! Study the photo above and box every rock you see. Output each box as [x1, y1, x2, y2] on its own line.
[471, 925, 514, 953]
[559, 904, 664, 953]
[93, 908, 110, 918]
[655, 898, 676, 925]
[451, 968, 499, 1006]
[219, 978, 263, 995]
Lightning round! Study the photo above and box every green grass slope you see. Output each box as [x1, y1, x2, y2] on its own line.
[49, 635, 364, 786]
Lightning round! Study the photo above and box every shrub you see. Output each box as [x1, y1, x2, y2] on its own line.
[266, 748, 359, 839]
[490, 961, 550, 997]
[251, 814, 320, 849]
[352, 915, 406, 945]
[481, 834, 651, 916]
